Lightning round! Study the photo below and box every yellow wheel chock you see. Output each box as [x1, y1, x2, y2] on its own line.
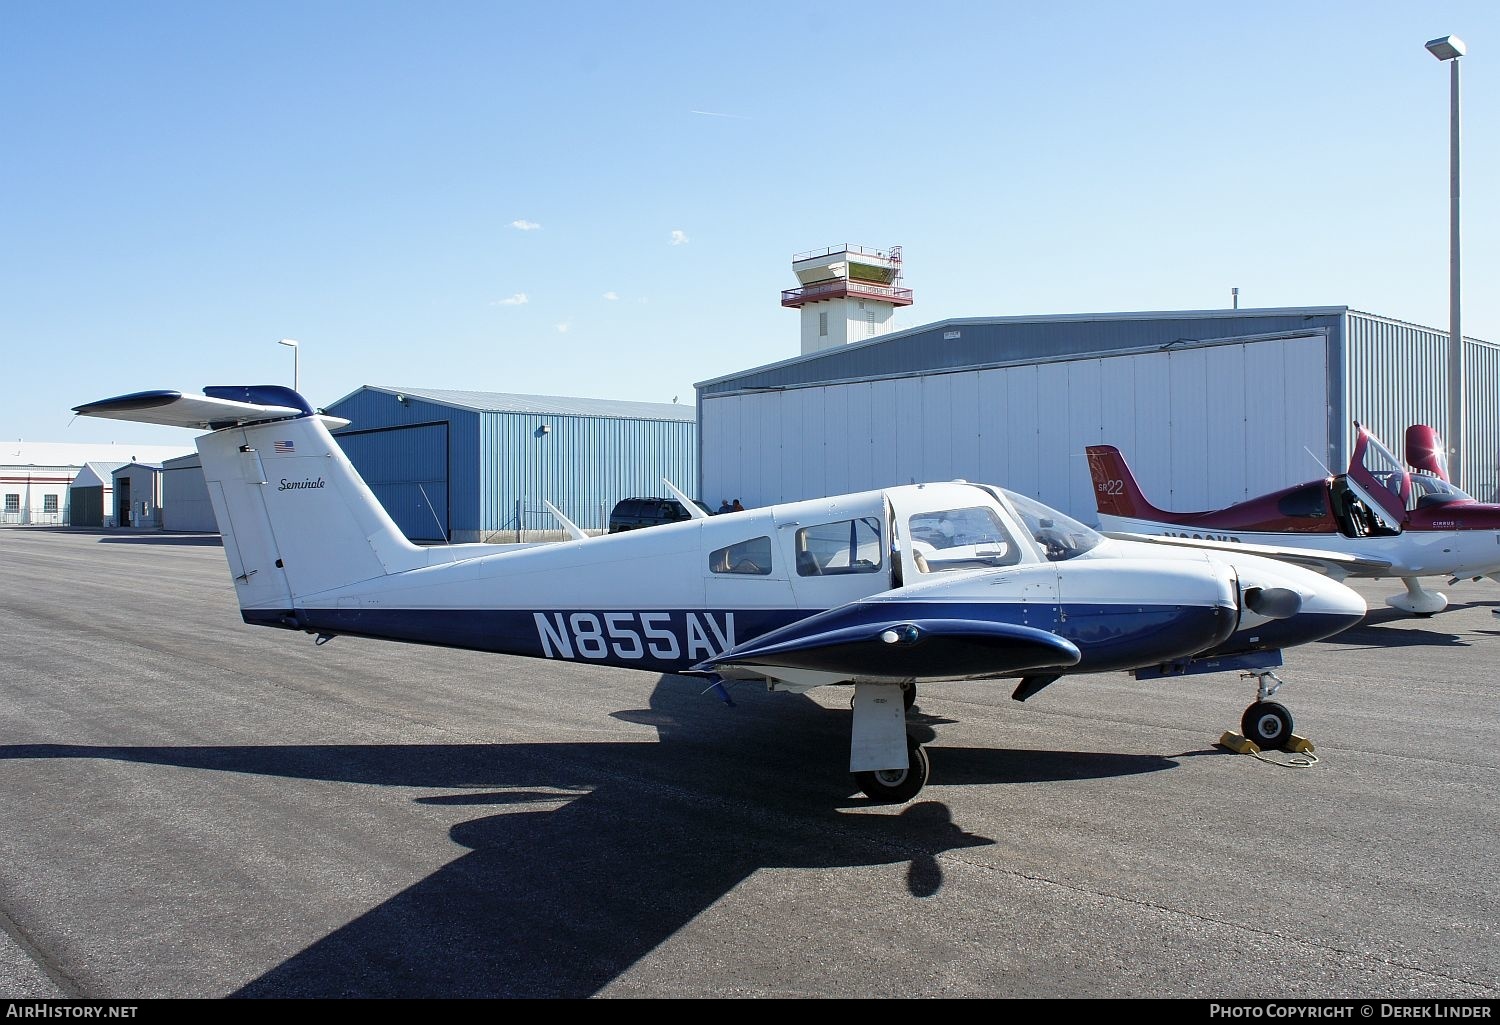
[1218, 731, 1318, 765]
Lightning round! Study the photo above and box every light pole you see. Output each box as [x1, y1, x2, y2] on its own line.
[278, 338, 300, 394]
[1426, 34, 1466, 487]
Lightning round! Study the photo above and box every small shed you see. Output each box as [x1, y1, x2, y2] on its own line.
[111, 462, 163, 529]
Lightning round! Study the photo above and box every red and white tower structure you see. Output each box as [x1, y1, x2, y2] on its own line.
[781, 244, 914, 356]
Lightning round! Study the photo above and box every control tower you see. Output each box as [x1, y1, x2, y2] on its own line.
[781, 244, 914, 355]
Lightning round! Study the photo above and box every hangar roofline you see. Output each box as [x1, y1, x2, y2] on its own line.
[694, 306, 1381, 389]
[324, 385, 696, 423]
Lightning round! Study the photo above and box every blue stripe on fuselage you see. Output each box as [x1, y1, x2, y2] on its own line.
[243, 607, 806, 673]
[240, 598, 1313, 677]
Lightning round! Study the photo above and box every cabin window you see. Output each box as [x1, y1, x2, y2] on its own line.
[795, 518, 882, 576]
[1276, 484, 1327, 519]
[908, 506, 1020, 572]
[43, 495, 59, 514]
[710, 536, 773, 575]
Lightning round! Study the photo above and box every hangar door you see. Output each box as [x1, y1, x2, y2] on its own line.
[701, 332, 1330, 524]
[70, 486, 104, 526]
[335, 422, 450, 542]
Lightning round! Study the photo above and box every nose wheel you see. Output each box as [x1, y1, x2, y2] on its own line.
[1240, 669, 1296, 751]
[854, 733, 930, 803]
[1242, 701, 1294, 749]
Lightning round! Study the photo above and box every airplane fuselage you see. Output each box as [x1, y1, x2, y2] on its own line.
[1098, 510, 1500, 579]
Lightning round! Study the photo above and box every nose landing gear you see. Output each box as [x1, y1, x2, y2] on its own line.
[1240, 669, 1296, 750]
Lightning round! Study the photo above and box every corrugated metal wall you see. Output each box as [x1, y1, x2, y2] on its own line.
[1345, 312, 1448, 462]
[336, 423, 451, 541]
[702, 333, 1331, 523]
[1465, 340, 1500, 501]
[479, 412, 698, 537]
[1345, 311, 1500, 496]
[328, 391, 479, 541]
[327, 387, 698, 542]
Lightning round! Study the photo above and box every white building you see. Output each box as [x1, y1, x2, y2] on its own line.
[162, 453, 217, 531]
[0, 442, 190, 527]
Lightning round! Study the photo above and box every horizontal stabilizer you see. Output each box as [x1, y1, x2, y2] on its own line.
[73, 386, 347, 431]
[696, 617, 1081, 682]
[1103, 531, 1392, 575]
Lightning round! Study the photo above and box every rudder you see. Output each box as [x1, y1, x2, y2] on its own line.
[1085, 445, 1167, 520]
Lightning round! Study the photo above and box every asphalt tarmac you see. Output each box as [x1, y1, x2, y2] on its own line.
[0, 527, 1496, 999]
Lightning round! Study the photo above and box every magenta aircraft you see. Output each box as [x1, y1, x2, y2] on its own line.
[1088, 424, 1500, 617]
[74, 384, 1367, 799]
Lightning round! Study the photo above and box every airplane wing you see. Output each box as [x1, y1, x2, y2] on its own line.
[694, 616, 1082, 682]
[1102, 531, 1392, 577]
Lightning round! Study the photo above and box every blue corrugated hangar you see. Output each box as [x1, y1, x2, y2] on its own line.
[323, 386, 697, 542]
[697, 302, 1498, 524]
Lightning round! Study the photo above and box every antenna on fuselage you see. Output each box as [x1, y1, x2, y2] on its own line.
[661, 478, 709, 520]
[543, 500, 589, 541]
[1304, 446, 1333, 477]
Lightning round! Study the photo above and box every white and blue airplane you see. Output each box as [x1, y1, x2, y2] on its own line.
[75, 385, 1367, 802]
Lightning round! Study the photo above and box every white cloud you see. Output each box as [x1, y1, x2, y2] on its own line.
[510, 219, 541, 231]
[490, 293, 528, 306]
[670, 229, 689, 246]
[555, 321, 571, 334]
[602, 291, 619, 301]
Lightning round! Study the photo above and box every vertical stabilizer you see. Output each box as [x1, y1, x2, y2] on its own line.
[1086, 445, 1170, 520]
[198, 416, 424, 608]
[74, 388, 425, 611]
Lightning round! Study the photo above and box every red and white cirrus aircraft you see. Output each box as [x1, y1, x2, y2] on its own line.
[1088, 424, 1500, 617]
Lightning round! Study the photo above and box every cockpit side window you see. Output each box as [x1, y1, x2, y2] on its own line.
[1277, 484, 1328, 519]
[710, 536, 773, 575]
[794, 518, 882, 576]
[908, 505, 1020, 572]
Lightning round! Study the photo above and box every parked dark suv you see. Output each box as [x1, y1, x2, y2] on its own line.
[608, 496, 712, 533]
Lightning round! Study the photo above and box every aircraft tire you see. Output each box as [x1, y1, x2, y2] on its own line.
[854, 735, 930, 803]
[902, 682, 917, 710]
[1242, 701, 1294, 750]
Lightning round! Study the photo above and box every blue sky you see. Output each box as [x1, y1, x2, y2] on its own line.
[4, 1, 1497, 446]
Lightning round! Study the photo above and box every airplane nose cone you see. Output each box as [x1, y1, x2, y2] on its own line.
[1196, 555, 1366, 658]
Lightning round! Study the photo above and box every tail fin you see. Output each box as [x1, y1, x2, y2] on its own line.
[75, 387, 423, 611]
[1085, 445, 1167, 520]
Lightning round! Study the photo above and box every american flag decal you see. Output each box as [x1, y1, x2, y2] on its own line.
[274, 440, 295, 454]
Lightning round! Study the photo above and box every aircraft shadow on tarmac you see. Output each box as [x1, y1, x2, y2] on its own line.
[1321, 606, 1470, 649]
[0, 677, 1177, 998]
[95, 534, 223, 547]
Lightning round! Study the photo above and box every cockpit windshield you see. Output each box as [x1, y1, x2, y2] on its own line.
[999, 489, 1105, 561]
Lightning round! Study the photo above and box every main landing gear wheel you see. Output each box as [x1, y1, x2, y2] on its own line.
[901, 682, 917, 710]
[854, 734, 930, 803]
[1242, 701, 1294, 750]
